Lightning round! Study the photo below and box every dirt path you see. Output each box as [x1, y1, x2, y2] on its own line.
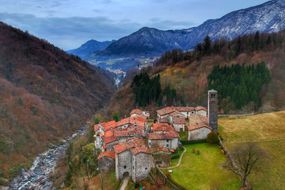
[119, 176, 130, 190]
[163, 146, 187, 170]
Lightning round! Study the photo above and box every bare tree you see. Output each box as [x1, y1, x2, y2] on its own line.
[225, 143, 266, 189]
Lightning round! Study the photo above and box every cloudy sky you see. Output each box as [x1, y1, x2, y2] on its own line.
[0, 0, 268, 50]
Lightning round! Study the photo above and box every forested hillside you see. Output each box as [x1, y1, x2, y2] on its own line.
[0, 22, 114, 182]
[107, 30, 285, 116]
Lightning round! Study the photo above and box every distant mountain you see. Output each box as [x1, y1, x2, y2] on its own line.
[100, 0, 285, 56]
[0, 22, 114, 180]
[68, 39, 114, 59]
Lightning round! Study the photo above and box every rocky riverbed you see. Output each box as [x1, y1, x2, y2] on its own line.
[8, 126, 86, 190]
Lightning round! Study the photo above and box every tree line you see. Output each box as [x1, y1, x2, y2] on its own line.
[208, 63, 271, 111]
[156, 30, 285, 66]
[131, 72, 179, 107]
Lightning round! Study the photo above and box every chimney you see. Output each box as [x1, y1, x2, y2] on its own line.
[208, 90, 218, 132]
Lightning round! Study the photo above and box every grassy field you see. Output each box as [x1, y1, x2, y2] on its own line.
[166, 143, 240, 190]
[219, 111, 285, 190]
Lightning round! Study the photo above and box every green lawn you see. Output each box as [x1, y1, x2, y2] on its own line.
[219, 111, 285, 190]
[166, 143, 240, 190]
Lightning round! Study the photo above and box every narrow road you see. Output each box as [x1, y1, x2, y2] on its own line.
[119, 176, 130, 190]
[163, 146, 187, 170]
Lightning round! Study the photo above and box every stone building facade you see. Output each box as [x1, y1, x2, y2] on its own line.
[208, 90, 218, 132]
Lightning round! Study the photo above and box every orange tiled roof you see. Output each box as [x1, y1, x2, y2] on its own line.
[195, 106, 207, 111]
[130, 108, 143, 115]
[187, 115, 210, 131]
[102, 120, 117, 131]
[152, 123, 174, 132]
[114, 125, 145, 137]
[104, 136, 118, 144]
[172, 116, 186, 124]
[147, 130, 179, 140]
[169, 111, 185, 117]
[175, 107, 195, 112]
[157, 107, 176, 116]
[131, 145, 150, 155]
[98, 151, 115, 160]
[113, 137, 146, 154]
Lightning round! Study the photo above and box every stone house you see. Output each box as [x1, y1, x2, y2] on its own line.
[168, 111, 187, 132]
[156, 107, 176, 122]
[157, 106, 208, 121]
[187, 115, 211, 140]
[147, 123, 179, 150]
[114, 138, 154, 182]
[130, 108, 150, 118]
[195, 106, 207, 117]
[98, 151, 115, 172]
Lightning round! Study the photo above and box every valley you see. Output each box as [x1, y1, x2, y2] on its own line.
[0, 0, 285, 189]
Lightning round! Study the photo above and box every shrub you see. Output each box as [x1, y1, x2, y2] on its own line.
[207, 132, 219, 145]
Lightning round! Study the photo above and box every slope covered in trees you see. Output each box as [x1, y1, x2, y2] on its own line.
[0, 22, 114, 182]
[208, 63, 271, 112]
[107, 30, 285, 116]
[131, 72, 178, 107]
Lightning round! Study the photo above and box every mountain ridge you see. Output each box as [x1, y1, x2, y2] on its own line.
[98, 0, 285, 56]
[0, 21, 114, 180]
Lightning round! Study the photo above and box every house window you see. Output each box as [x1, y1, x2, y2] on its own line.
[166, 144, 169, 148]
[124, 165, 127, 169]
[166, 140, 169, 142]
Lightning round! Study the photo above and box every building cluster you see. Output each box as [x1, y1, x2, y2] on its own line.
[94, 90, 218, 182]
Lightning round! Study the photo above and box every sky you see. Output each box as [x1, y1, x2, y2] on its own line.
[0, 0, 269, 50]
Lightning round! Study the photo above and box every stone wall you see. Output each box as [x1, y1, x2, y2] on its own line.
[132, 153, 154, 182]
[173, 124, 185, 132]
[116, 150, 132, 180]
[188, 128, 211, 140]
[98, 157, 115, 172]
[150, 138, 178, 149]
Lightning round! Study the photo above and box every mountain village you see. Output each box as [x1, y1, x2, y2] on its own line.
[93, 90, 218, 182]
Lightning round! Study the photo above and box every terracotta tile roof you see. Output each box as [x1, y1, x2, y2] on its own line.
[114, 125, 145, 137]
[104, 130, 114, 138]
[102, 120, 117, 131]
[147, 130, 179, 140]
[113, 143, 129, 154]
[195, 106, 207, 111]
[98, 151, 115, 160]
[131, 145, 150, 155]
[187, 115, 210, 131]
[104, 136, 118, 144]
[130, 108, 143, 115]
[113, 137, 146, 154]
[175, 107, 195, 112]
[169, 111, 186, 117]
[152, 123, 174, 132]
[116, 116, 146, 128]
[157, 107, 176, 116]
[172, 117, 186, 125]
[157, 106, 199, 116]
[149, 146, 171, 154]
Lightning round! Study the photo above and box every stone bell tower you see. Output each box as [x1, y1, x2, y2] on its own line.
[208, 90, 218, 132]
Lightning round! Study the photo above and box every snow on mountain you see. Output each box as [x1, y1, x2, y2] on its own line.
[100, 0, 285, 56]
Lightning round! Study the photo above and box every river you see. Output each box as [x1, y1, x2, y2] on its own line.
[8, 126, 86, 190]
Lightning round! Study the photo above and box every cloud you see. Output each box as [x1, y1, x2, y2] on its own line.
[0, 13, 141, 49]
